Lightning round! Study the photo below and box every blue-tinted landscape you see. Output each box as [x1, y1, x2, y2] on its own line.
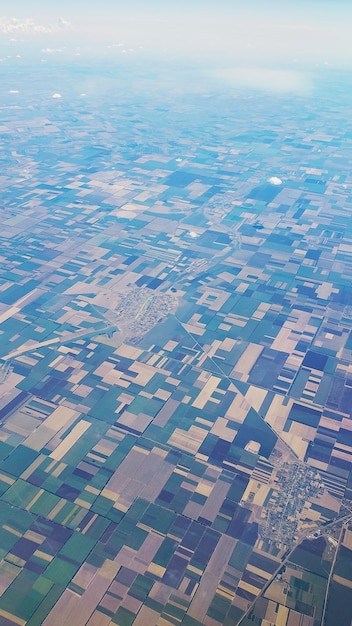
[1, 3, 352, 625]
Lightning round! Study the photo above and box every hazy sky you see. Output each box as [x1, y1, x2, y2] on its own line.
[2, 1, 352, 70]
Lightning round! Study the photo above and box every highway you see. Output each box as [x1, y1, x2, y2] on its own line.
[1, 323, 117, 363]
[237, 511, 352, 625]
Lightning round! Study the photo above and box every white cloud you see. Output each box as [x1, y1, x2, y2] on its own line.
[41, 48, 65, 53]
[52, 93, 62, 99]
[268, 176, 282, 186]
[58, 18, 71, 29]
[0, 16, 72, 35]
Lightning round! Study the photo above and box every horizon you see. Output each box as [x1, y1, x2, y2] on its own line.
[2, 1, 352, 71]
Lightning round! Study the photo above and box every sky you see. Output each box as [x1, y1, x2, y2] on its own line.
[2, 0, 352, 69]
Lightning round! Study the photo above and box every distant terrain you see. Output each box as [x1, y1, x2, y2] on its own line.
[0, 55, 351, 626]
